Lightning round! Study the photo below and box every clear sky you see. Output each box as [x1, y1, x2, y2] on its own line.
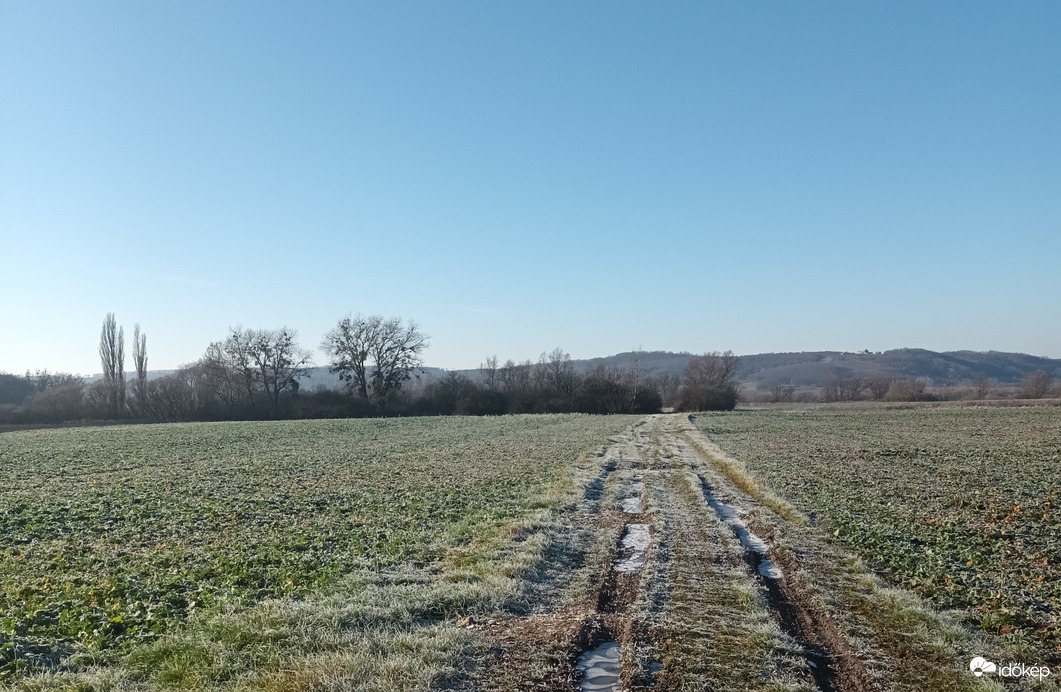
[2, 1, 1058, 376]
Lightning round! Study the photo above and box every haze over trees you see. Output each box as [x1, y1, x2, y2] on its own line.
[735, 349, 1061, 391]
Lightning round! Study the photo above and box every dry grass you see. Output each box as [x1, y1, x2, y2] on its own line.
[633, 468, 812, 690]
[677, 418, 805, 525]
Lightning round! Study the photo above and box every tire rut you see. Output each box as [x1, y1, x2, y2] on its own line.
[574, 427, 659, 691]
[474, 415, 878, 691]
[673, 417, 877, 692]
[472, 423, 661, 691]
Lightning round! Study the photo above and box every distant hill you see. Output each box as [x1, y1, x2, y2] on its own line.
[550, 349, 1061, 389]
[577, 351, 693, 378]
[735, 349, 1061, 388]
[295, 366, 447, 391]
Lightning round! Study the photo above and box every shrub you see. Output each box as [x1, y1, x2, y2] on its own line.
[1020, 371, 1052, 399]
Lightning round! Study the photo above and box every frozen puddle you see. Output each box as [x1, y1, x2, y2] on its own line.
[615, 551, 645, 573]
[758, 559, 783, 579]
[622, 475, 645, 514]
[615, 524, 651, 573]
[704, 491, 783, 580]
[577, 641, 621, 691]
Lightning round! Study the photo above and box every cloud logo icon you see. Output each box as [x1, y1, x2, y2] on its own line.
[970, 657, 997, 677]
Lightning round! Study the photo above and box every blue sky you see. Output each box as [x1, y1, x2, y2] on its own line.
[2, 1, 1058, 375]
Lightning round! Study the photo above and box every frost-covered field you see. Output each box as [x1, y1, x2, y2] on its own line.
[4, 408, 1056, 690]
[0, 415, 636, 687]
[696, 405, 1061, 663]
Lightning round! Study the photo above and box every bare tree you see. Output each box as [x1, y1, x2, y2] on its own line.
[545, 347, 577, 395]
[769, 381, 795, 403]
[369, 318, 428, 406]
[479, 355, 500, 391]
[821, 378, 842, 403]
[973, 373, 992, 400]
[681, 351, 740, 411]
[219, 326, 259, 405]
[321, 316, 374, 402]
[131, 324, 150, 417]
[25, 373, 85, 421]
[498, 359, 531, 394]
[657, 371, 682, 409]
[240, 327, 311, 410]
[821, 376, 863, 403]
[147, 368, 200, 421]
[866, 375, 892, 401]
[27, 369, 72, 393]
[322, 315, 428, 407]
[884, 379, 927, 402]
[625, 348, 644, 409]
[197, 342, 253, 412]
[530, 354, 550, 393]
[1020, 370, 1052, 399]
[248, 328, 312, 410]
[98, 313, 126, 417]
[198, 327, 311, 414]
[583, 364, 627, 413]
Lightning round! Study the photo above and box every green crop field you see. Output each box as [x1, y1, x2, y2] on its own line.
[694, 405, 1061, 663]
[4, 408, 1058, 691]
[0, 415, 637, 689]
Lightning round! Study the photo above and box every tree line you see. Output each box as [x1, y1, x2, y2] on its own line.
[0, 313, 743, 426]
[759, 371, 1056, 404]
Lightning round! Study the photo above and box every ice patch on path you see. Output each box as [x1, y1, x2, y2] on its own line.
[706, 495, 740, 521]
[615, 551, 645, 573]
[614, 524, 651, 573]
[703, 488, 783, 580]
[758, 558, 783, 579]
[732, 524, 770, 554]
[577, 641, 621, 691]
[622, 474, 645, 513]
[622, 524, 651, 551]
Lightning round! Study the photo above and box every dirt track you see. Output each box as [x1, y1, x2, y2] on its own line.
[471, 414, 1014, 692]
